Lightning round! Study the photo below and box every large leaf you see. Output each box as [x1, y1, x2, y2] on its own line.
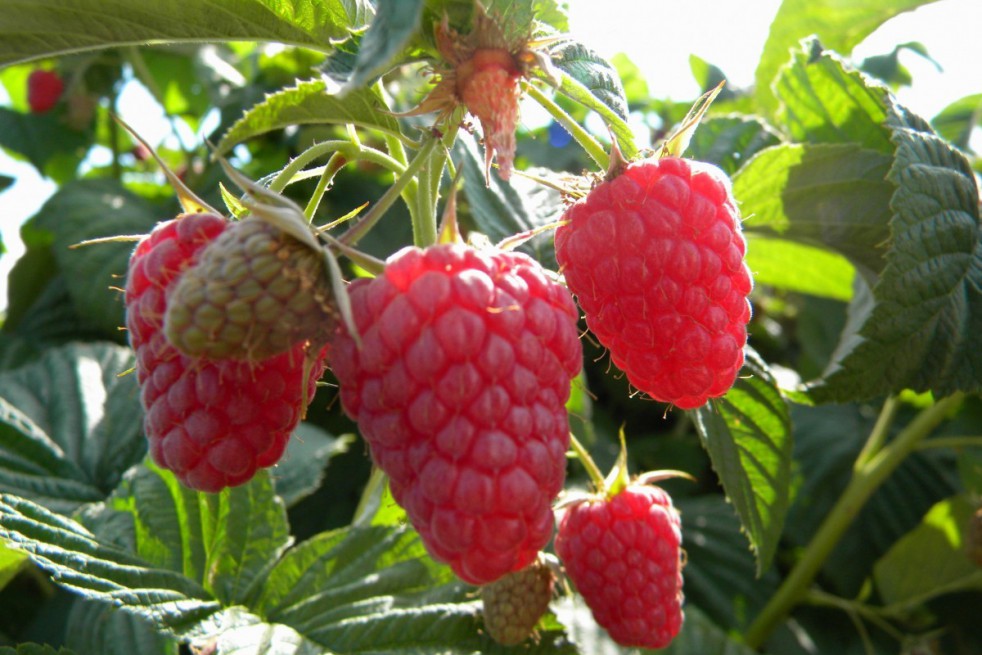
[456, 132, 563, 266]
[754, 0, 941, 115]
[686, 115, 781, 177]
[0, 493, 221, 635]
[0, 108, 89, 180]
[0, 342, 144, 514]
[733, 142, 894, 282]
[341, 0, 424, 92]
[872, 494, 982, 610]
[745, 235, 855, 302]
[64, 598, 178, 655]
[216, 77, 401, 154]
[773, 42, 893, 153]
[0, 0, 373, 68]
[809, 105, 982, 402]
[88, 463, 291, 608]
[30, 179, 161, 337]
[678, 495, 782, 632]
[691, 348, 793, 575]
[544, 40, 637, 160]
[272, 424, 352, 508]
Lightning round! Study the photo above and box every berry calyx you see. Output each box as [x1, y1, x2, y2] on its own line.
[125, 212, 326, 492]
[481, 554, 557, 645]
[555, 155, 753, 409]
[164, 217, 337, 361]
[329, 242, 583, 585]
[27, 70, 64, 114]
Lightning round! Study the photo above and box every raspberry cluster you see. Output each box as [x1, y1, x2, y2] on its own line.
[556, 156, 753, 409]
[329, 243, 582, 585]
[125, 213, 325, 492]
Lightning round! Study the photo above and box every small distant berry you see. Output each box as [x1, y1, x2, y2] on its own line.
[555, 484, 684, 649]
[164, 218, 337, 361]
[555, 156, 753, 409]
[329, 243, 582, 585]
[481, 555, 556, 645]
[125, 213, 325, 492]
[27, 70, 64, 114]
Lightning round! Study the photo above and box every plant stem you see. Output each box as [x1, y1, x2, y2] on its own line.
[340, 137, 439, 247]
[524, 83, 609, 170]
[568, 433, 607, 492]
[854, 395, 900, 469]
[302, 152, 347, 220]
[743, 392, 964, 650]
[914, 435, 982, 451]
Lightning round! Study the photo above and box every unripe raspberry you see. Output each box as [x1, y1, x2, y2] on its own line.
[164, 218, 336, 361]
[27, 69, 64, 114]
[125, 213, 325, 492]
[555, 484, 684, 649]
[458, 49, 522, 181]
[555, 156, 753, 409]
[329, 243, 582, 585]
[481, 555, 556, 645]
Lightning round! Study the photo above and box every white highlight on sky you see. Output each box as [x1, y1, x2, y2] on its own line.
[1, 0, 980, 311]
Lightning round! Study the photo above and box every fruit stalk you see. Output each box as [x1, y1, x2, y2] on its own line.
[744, 392, 964, 649]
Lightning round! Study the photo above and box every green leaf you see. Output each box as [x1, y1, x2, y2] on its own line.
[91, 464, 290, 608]
[678, 495, 782, 632]
[745, 235, 855, 301]
[734, 142, 894, 279]
[555, 597, 757, 655]
[860, 41, 939, 90]
[0, 539, 28, 591]
[544, 40, 637, 159]
[873, 494, 982, 610]
[774, 42, 894, 153]
[0, 646, 78, 655]
[29, 179, 161, 337]
[342, 0, 423, 92]
[272, 424, 352, 508]
[0, 493, 220, 635]
[691, 348, 793, 575]
[216, 78, 401, 155]
[686, 115, 780, 177]
[257, 524, 479, 653]
[809, 105, 982, 402]
[185, 607, 328, 655]
[456, 131, 563, 265]
[65, 599, 178, 655]
[0, 343, 144, 513]
[0, 0, 373, 68]
[932, 93, 982, 152]
[755, 0, 942, 115]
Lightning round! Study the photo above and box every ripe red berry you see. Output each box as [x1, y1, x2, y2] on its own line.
[555, 484, 684, 649]
[125, 213, 325, 493]
[27, 69, 64, 114]
[329, 243, 582, 585]
[555, 156, 752, 409]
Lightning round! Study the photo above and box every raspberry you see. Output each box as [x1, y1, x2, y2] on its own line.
[481, 555, 556, 645]
[164, 218, 336, 361]
[457, 49, 522, 181]
[27, 69, 64, 114]
[555, 156, 753, 409]
[125, 213, 325, 492]
[329, 243, 582, 584]
[555, 484, 684, 649]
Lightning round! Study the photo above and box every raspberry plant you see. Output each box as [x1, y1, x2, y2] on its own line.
[0, 1, 981, 654]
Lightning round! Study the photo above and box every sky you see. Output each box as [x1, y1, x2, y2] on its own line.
[0, 0, 980, 308]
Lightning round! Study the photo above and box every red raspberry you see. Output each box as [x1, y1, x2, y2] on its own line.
[329, 243, 582, 584]
[457, 49, 522, 181]
[27, 69, 64, 114]
[555, 156, 753, 409]
[125, 213, 325, 493]
[555, 484, 684, 649]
